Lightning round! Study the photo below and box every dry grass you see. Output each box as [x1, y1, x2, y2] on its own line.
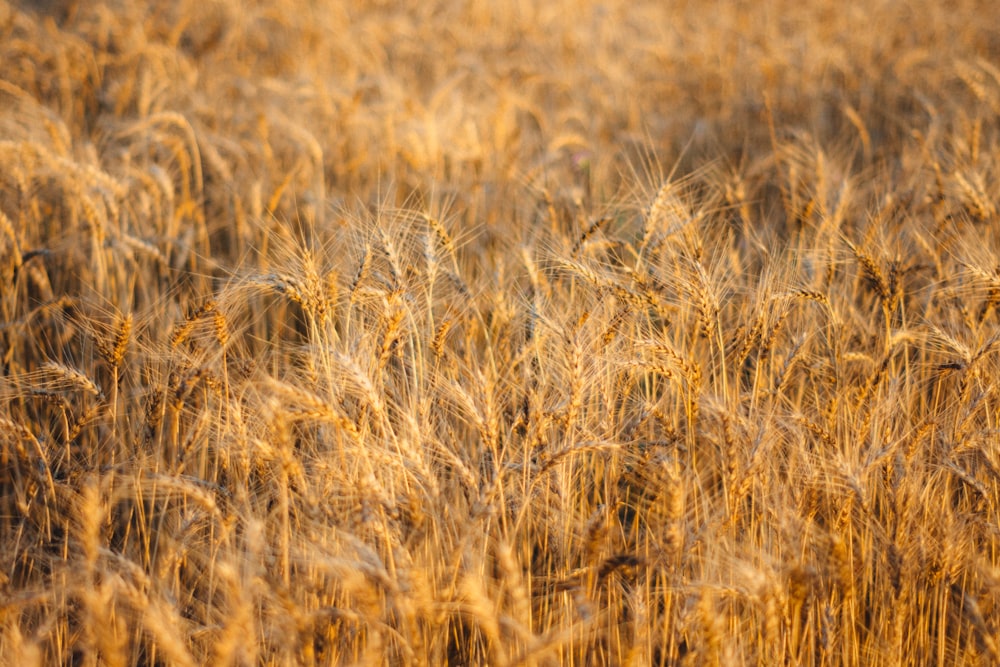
[2, 0, 1000, 664]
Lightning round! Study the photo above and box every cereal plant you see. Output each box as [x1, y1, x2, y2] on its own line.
[1, 0, 999, 664]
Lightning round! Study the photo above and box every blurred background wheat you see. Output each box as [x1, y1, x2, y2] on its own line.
[2, 0, 1000, 664]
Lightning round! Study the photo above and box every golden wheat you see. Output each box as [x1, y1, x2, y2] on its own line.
[2, 0, 1000, 664]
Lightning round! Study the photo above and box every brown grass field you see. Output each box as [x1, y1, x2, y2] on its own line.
[2, 0, 1000, 664]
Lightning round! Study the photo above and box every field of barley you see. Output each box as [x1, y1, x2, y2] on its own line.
[2, 0, 1000, 664]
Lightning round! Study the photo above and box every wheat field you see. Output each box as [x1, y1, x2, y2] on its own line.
[2, 0, 1000, 664]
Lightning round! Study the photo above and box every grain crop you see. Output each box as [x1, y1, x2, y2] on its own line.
[2, 0, 1000, 664]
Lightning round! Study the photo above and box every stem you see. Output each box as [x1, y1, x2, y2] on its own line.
[110, 364, 119, 466]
